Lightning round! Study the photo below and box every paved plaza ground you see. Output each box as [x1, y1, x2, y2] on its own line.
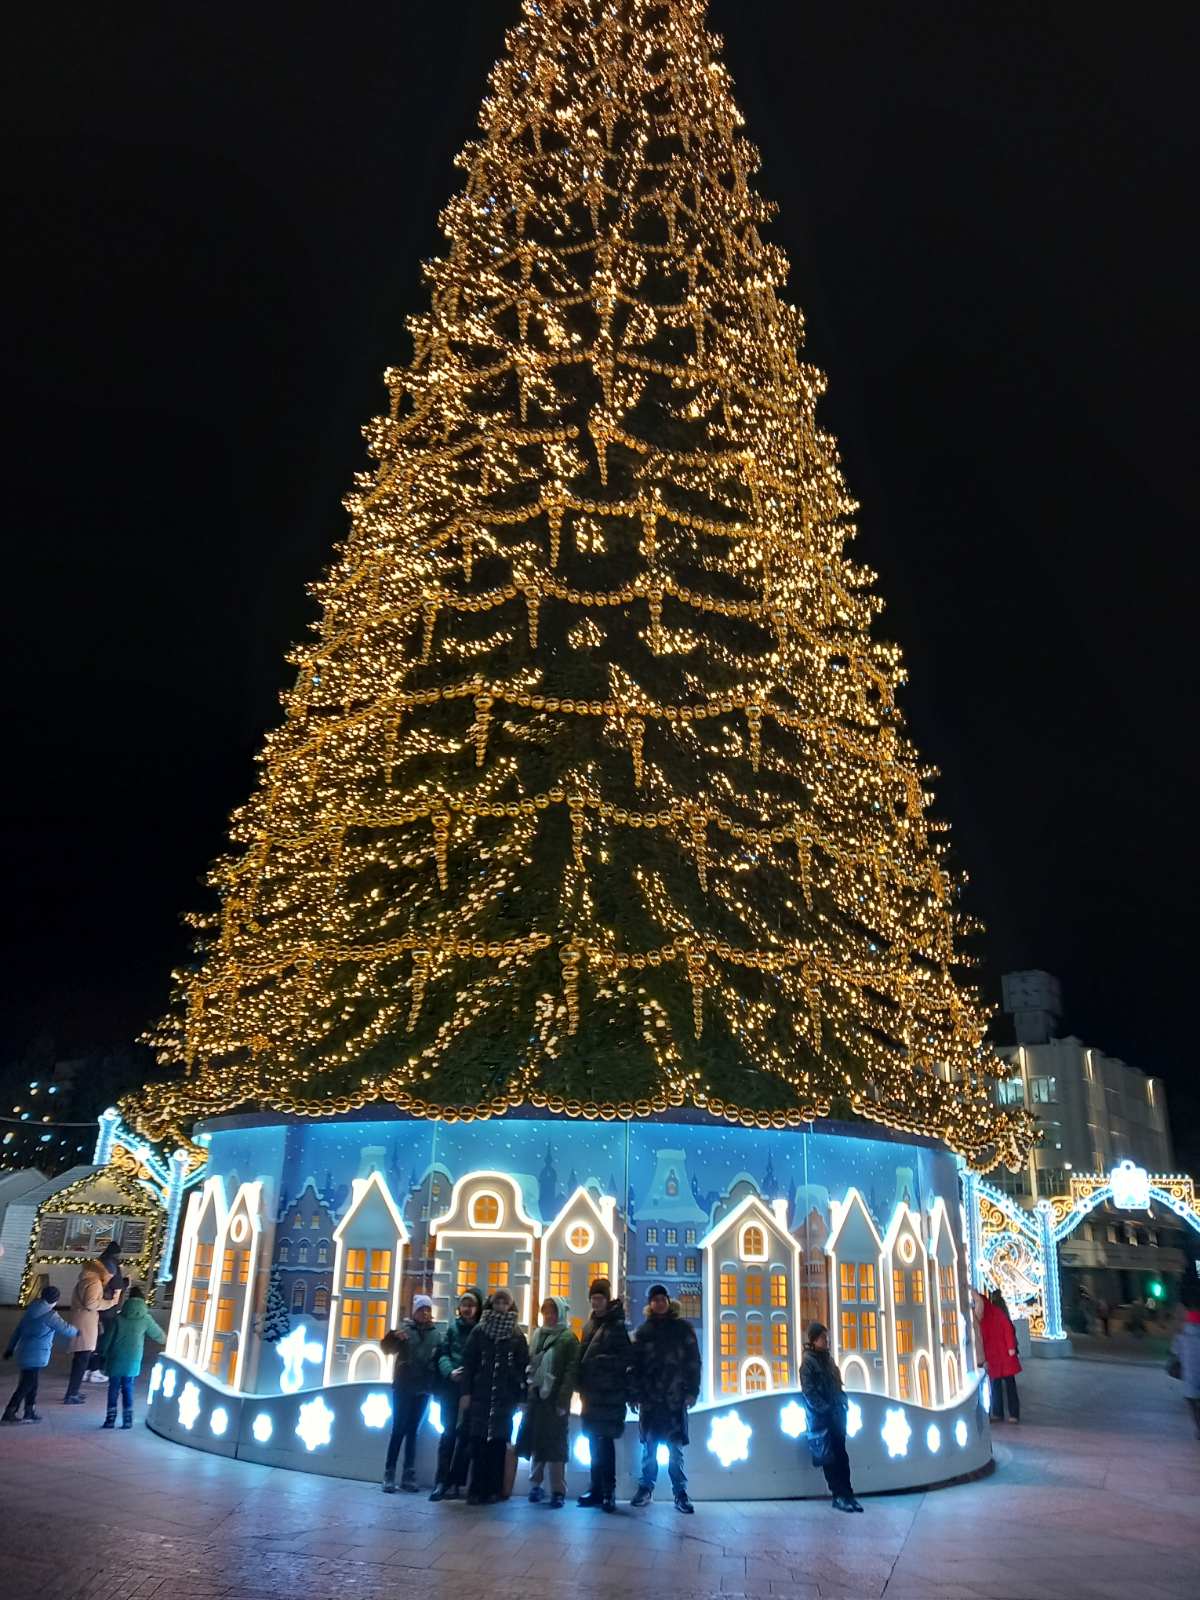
[0, 1347, 1197, 1600]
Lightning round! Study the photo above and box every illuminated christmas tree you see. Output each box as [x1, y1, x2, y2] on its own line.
[130, 0, 1031, 1171]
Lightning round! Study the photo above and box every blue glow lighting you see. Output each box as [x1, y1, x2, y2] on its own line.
[210, 1406, 229, 1437]
[779, 1400, 807, 1439]
[881, 1406, 912, 1459]
[656, 1443, 670, 1467]
[980, 1376, 991, 1414]
[846, 1399, 863, 1439]
[252, 1412, 274, 1444]
[707, 1410, 752, 1469]
[511, 1411, 522, 1446]
[427, 1399, 445, 1436]
[360, 1392, 392, 1430]
[177, 1380, 202, 1432]
[148, 1363, 163, 1399]
[573, 1434, 592, 1468]
[954, 1417, 968, 1448]
[276, 1326, 326, 1395]
[162, 1367, 177, 1400]
[926, 1423, 941, 1454]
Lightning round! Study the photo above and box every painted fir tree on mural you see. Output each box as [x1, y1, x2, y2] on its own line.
[131, 0, 1032, 1172]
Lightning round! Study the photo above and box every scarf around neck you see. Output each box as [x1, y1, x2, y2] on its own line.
[483, 1306, 517, 1342]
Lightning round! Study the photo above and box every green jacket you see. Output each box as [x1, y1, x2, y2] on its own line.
[390, 1317, 441, 1393]
[104, 1298, 166, 1379]
[436, 1313, 480, 1392]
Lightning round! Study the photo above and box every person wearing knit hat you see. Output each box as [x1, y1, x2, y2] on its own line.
[576, 1278, 631, 1512]
[630, 1284, 700, 1513]
[429, 1287, 483, 1501]
[381, 1293, 440, 1493]
[516, 1295, 580, 1508]
[799, 1322, 862, 1512]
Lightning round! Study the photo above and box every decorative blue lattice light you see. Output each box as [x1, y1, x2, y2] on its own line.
[360, 1392, 392, 1431]
[177, 1380, 202, 1432]
[707, 1410, 752, 1469]
[881, 1406, 912, 1459]
[779, 1399, 807, 1439]
[252, 1411, 274, 1444]
[295, 1395, 335, 1452]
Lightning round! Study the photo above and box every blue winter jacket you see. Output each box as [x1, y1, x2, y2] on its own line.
[5, 1299, 78, 1369]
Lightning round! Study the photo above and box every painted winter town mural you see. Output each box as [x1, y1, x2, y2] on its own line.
[164, 1113, 972, 1414]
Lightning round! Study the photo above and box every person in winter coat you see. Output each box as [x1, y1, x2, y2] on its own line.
[800, 1322, 863, 1513]
[429, 1287, 482, 1501]
[629, 1285, 700, 1513]
[2, 1287, 78, 1423]
[87, 1241, 125, 1384]
[516, 1295, 580, 1508]
[576, 1278, 631, 1513]
[101, 1286, 165, 1429]
[974, 1289, 1021, 1423]
[63, 1254, 123, 1403]
[381, 1294, 440, 1492]
[461, 1286, 529, 1504]
[1170, 1297, 1200, 1439]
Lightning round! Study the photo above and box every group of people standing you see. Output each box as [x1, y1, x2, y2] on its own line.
[3, 1243, 163, 1429]
[382, 1278, 867, 1513]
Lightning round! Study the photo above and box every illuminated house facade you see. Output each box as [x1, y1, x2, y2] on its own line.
[881, 1203, 935, 1407]
[539, 1185, 621, 1336]
[929, 1197, 965, 1401]
[430, 1170, 541, 1326]
[326, 1173, 409, 1383]
[825, 1188, 886, 1394]
[275, 1180, 335, 1325]
[169, 1177, 227, 1370]
[627, 1148, 707, 1325]
[701, 1191, 801, 1398]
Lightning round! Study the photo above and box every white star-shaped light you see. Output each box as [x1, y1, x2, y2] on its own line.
[210, 1406, 229, 1437]
[252, 1411, 274, 1444]
[707, 1409, 752, 1469]
[177, 1380, 202, 1432]
[277, 1325, 326, 1395]
[427, 1399, 445, 1436]
[954, 1417, 968, 1449]
[148, 1363, 163, 1399]
[162, 1367, 178, 1399]
[846, 1399, 863, 1438]
[360, 1392, 392, 1431]
[926, 1423, 941, 1454]
[779, 1400, 807, 1439]
[295, 1395, 335, 1453]
[881, 1406, 912, 1459]
[573, 1433, 592, 1468]
[980, 1376, 991, 1415]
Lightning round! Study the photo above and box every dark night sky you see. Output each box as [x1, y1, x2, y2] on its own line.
[3, 5, 1197, 1139]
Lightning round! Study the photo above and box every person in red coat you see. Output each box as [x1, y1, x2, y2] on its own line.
[974, 1289, 1022, 1423]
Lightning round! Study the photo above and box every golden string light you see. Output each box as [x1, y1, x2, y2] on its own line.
[125, 0, 1031, 1176]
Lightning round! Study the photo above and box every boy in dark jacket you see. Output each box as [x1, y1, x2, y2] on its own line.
[630, 1284, 700, 1513]
[576, 1278, 631, 1513]
[2, 1287, 77, 1423]
[429, 1287, 482, 1500]
[799, 1321, 862, 1513]
[381, 1294, 440, 1492]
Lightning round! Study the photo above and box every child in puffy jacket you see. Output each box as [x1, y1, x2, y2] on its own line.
[3, 1286, 78, 1423]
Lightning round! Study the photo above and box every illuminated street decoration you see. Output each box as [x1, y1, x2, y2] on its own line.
[846, 1399, 864, 1439]
[162, 1367, 177, 1400]
[177, 1380, 202, 1432]
[149, 1363, 163, 1399]
[277, 1326, 326, 1395]
[881, 1406, 912, 1459]
[573, 1434, 591, 1469]
[295, 1395, 335, 1452]
[1108, 1161, 1151, 1213]
[954, 1417, 969, 1448]
[926, 1423, 941, 1454]
[707, 1410, 753, 1469]
[779, 1399, 807, 1439]
[360, 1392, 392, 1430]
[251, 1411, 274, 1444]
[210, 1406, 229, 1437]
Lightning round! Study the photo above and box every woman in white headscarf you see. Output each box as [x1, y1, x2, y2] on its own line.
[516, 1295, 579, 1508]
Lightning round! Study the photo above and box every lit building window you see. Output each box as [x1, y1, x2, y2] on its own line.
[773, 1359, 789, 1386]
[720, 1272, 737, 1307]
[746, 1322, 764, 1355]
[858, 1264, 876, 1301]
[588, 1260, 609, 1284]
[896, 1319, 914, 1355]
[291, 1282, 306, 1313]
[860, 1311, 878, 1352]
[665, 1228, 677, 1245]
[297, 1241, 310, 1264]
[488, 1260, 510, 1292]
[222, 1249, 238, 1285]
[549, 1260, 571, 1297]
[918, 1362, 932, 1406]
[770, 1272, 788, 1307]
[457, 1260, 479, 1296]
[912, 1269, 925, 1305]
[472, 1194, 500, 1227]
[939, 1265, 955, 1302]
[568, 1223, 592, 1252]
[208, 1339, 224, 1376]
[744, 1361, 768, 1393]
[720, 1322, 737, 1356]
[685, 1229, 696, 1245]
[720, 1359, 738, 1393]
[898, 1364, 912, 1400]
[292, 1215, 302, 1230]
[366, 1299, 388, 1340]
[744, 1273, 763, 1306]
[772, 1323, 789, 1357]
[194, 1242, 213, 1280]
[278, 1242, 290, 1264]
[741, 1225, 765, 1260]
[345, 1249, 366, 1290]
[646, 1254, 658, 1272]
[893, 1268, 906, 1305]
[369, 1250, 391, 1290]
[310, 1214, 320, 1228]
[840, 1311, 858, 1350]
[941, 1312, 957, 1346]
[187, 1283, 209, 1325]
[645, 1228, 658, 1245]
[679, 1291, 701, 1319]
[215, 1298, 235, 1334]
[313, 1288, 329, 1316]
[685, 1255, 697, 1273]
[839, 1263, 857, 1302]
[340, 1300, 363, 1338]
[665, 1255, 677, 1274]
[317, 1242, 329, 1265]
